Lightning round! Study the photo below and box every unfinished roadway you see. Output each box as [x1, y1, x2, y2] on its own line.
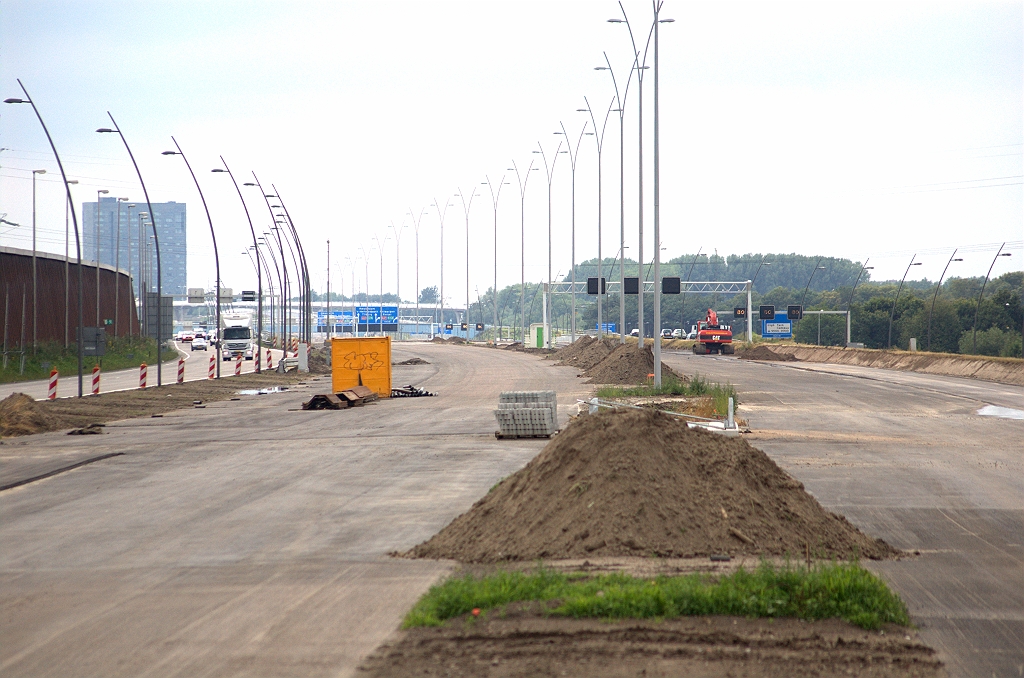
[0, 342, 1021, 677]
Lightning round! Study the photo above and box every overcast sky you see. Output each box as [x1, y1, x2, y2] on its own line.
[2, 0, 1022, 305]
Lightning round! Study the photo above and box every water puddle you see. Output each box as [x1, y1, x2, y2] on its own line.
[976, 405, 1024, 420]
[237, 387, 288, 396]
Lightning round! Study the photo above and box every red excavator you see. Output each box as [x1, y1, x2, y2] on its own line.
[692, 308, 734, 355]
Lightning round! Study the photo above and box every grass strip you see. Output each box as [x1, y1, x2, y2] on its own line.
[404, 561, 909, 631]
[596, 374, 738, 417]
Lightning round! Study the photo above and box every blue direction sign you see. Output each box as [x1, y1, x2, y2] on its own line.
[355, 305, 398, 324]
[595, 323, 617, 333]
[761, 311, 792, 339]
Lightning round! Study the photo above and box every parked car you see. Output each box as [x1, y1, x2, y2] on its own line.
[191, 336, 208, 351]
[629, 328, 640, 337]
[661, 329, 673, 339]
[672, 328, 683, 339]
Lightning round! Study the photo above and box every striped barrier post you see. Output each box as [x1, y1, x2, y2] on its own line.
[235, 353, 242, 376]
[91, 365, 101, 395]
[48, 369, 58, 400]
[208, 353, 215, 379]
[139, 363, 148, 389]
[177, 357, 185, 384]
[266, 348, 273, 370]
[255, 346, 261, 371]
[292, 337, 298, 355]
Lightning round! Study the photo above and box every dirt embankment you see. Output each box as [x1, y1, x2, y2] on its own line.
[359, 612, 941, 678]
[550, 337, 682, 384]
[0, 371, 316, 438]
[405, 408, 897, 563]
[739, 345, 799, 362]
[747, 344, 1024, 386]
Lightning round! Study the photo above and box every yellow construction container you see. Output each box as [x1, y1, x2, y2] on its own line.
[331, 336, 391, 397]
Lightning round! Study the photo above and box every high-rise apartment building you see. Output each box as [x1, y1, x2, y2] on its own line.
[82, 198, 187, 298]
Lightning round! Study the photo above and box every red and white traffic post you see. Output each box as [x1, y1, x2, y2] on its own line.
[91, 365, 101, 395]
[177, 357, 185, 384]
[266, 348, 273, 370]
[234, 353, 242, 376]
[208, 353, 215, 379]
[255, 347, 261, 371]
[47, 369, 58, 400]
[139, 363, 148, 389]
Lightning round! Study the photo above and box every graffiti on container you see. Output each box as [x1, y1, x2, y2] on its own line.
[342, 351, 385, 371]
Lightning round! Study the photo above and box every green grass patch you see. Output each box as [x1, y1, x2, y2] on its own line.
[1, 336, 162, 384]
[595, 374, 738, 417]
[403, 561, 909, 631]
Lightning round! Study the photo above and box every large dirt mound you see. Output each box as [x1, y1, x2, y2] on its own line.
[740, 345, 799, 362]
[0, 393, 64, 437]
[585, 344, 681, 384]
[552, 336, 619, 371]
[407, 408, 897, 562]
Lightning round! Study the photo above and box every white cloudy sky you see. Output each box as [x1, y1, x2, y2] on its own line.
[2, 0, 1021, 305]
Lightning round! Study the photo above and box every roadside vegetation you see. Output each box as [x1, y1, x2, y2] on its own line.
[596, 374, 737, 418]
[0, 336, 161, 384]
[404, 561, 910, 631]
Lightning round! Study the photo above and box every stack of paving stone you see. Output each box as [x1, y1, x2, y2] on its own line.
[494, 391, 558, 438]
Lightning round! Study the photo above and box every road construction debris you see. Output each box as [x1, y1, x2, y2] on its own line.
[406, 407, 898, 563]
[394, 358, 430, 365]
[67, 423, 105, 435]
[391, 384, 435, 397]
[301, 385, 380, 410]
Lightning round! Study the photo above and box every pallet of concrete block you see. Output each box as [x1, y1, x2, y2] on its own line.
[494, 390, 558, 439]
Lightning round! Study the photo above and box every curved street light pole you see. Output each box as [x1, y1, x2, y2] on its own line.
[679, 248, 702, 333]
[927, 250, 961, 351]
[533, 141, 564, 348]
[97, 112, 163, 386]
[163, 139, 221, 377]
[408, 206, 429, 336]
[610, 5, 656, 347]
[431, 198, 455, 332]
[95, 188, 109, 330]
[268, 223, 293, 349]
[651, 1, 673, 387]
[508, 160, 537, 344]
[6, 81, 85, 395]
[483, 175, 510, 340]
[888, 255, 921, 349]
[556, 122, 588, 343]
[971, 244, 1011, 354]
[456, 187, 478, 337]
[581, 96, 616, 341]
[244, 175, 285, 351]
[260, 237, 284, 342]
[250, 245, 276, 346]
[211, 158, 261, 371]
[596, 49, 638, 343]
[270, 186, 310, 344]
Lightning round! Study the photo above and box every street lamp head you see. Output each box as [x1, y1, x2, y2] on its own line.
[953, 258, 963, 262]
[4, 97, 28, 104]
[33, 169, 46, 174]
[127, 203, 135, 208]
[607, 18, 624, 23]
[67, 179, 79, 185]
[161, 151, 178, 156]
[576, 108, 588, 112]
[999, 252, 1012, 257]
[264, 194, 276, 198]
[659, 18, 676, 23]
[594, 67, 608, 70]
[531, 150, 540, 154]
[95, 128, 116, 133]
[98, 189, 109, 194]
[211, 168, 226, 173]
[242, 182, 255, 186]
[910, 262, 922, 266]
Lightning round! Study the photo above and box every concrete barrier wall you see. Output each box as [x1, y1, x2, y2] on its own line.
[768, 345, 1024, 387]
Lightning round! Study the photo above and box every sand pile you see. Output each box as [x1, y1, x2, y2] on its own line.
[0, 393, 64, 437]
[552, 336, 619, 371]
[740, 346, 799, 362]
[407, 408, 897, 562]
[431, 336, 446, 344]
[307, 346, 332, 374]
[585, 344, 681, 384]
[447, 336, 467, 345]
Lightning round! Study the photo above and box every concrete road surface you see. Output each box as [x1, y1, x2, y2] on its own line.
[0, 343, 592, 677]
[660, 350, 1023, 678]
[2, 343, 1021, 677]
[0, 342, 285, 401]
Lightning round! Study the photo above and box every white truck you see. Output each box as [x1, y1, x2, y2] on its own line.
[220, 313, 255, 361]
